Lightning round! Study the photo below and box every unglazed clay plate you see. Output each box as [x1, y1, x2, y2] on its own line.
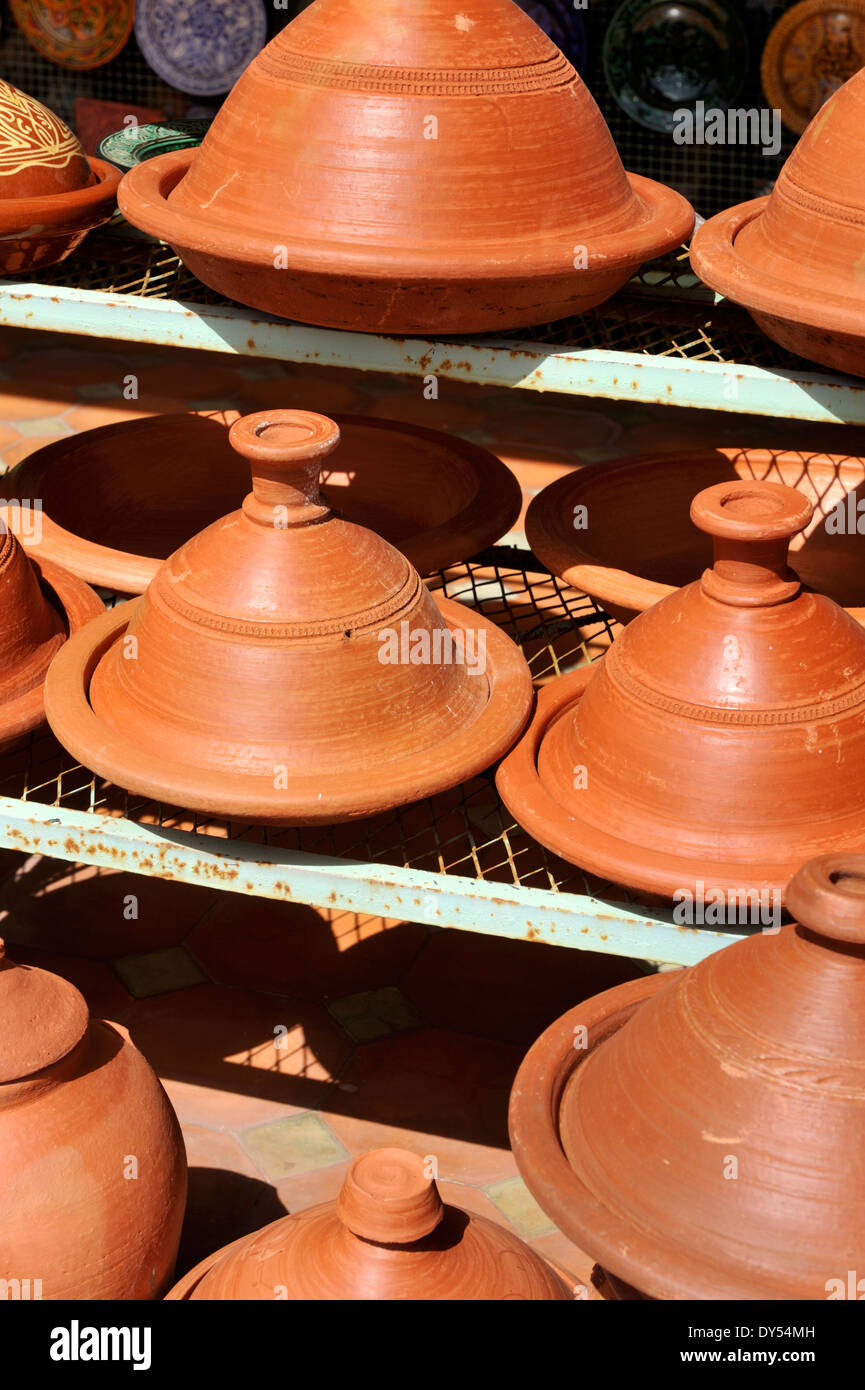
[134, 0, 268, 95]
[98, 119, 210, 170]
[10, 0, 134, 70]
[761, 0, 865, 134]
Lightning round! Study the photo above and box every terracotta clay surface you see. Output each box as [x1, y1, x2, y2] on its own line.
[117, 0, 693, 333]
[44, 409, 532, 824]
[510, 852, 865, 1299]
[168, 1146, 570, 1300]
[0, 79, 120, 273]
[0, 528, 103, 751]
[3, 409, 522, 593]
[0, 938, 187, 1299]
[498, 478, 865, 900]
[527, 447, 865, 625]
[691, 67, 865, 376]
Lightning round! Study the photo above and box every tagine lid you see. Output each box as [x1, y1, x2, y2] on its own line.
[0, 79, 92, 199]
[169, 1147, 571, 1300]
[497, 478, 865, 898]
[510, 853, 865, 1299]
[0, 939, 90, 1082]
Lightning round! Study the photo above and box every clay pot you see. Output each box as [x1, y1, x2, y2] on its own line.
[510, 852, 865, 1299]
[0, 938, 187, 1298]
[498, 478, 865, 901]
[168, 1147, 569, 1300]
[0, 80, 120, 274]
[0, 528, 103, 752]
[117, 0, 693, 333]
[3, 409, 522, 594]
[44, 409, 532, 823]
[527, 447, 865, 625]
[691, 67, 865, 376]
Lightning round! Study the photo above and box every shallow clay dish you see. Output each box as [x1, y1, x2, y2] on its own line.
[691, 68, 865, 376]
[118, 0, 693, 333]
[3, 410, 522, 592]
[11, 0, 134, 69]
[510, 852, 865, 1299]
[761, 0, 865, 134]
[498, 478, 865, 901]
[527, 447, 865, 625]
[168, 1147, 570, 1300]
[45, 410, 532, 824]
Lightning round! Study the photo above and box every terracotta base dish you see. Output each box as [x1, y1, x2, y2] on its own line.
[510, 853, 865, 1300]
[118, 0, 693, 333]
[498, 478, 865, 901]
[45, 409, 532, 824]
[0, 938, 187, 1298]
[168, 1147, 570, 1300]
[3, 410, 522, 593]
[0, 528, 103, 753]
[0, 79, 121, 274]
[691, 68, 865, 376]
[526, 447, 865, 625]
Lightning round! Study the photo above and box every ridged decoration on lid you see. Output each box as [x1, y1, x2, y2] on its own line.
[0, 80, 91, 200]
[0, 529, 66, 703]
[0, 940, 90, 1083]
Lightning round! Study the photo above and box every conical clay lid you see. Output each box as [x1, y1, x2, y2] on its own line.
[513, 854, 865, 1299]
[498, 478, 865, 899]
[0, 80, 91, 200]
[0, 940, 89, 1083]
[169, 1147, 570, 1300]
[0, 528, 65, 710]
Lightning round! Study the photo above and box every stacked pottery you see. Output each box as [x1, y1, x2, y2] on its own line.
[498, 478, 865, 902]
[0, 940, 187, 1298]
[692, 66, 865, 376]
[44, 409, 532, 823]
[118, 0, 694, 332]
[510, 853, 865, 1299]
[168, 1147, 571, 1300]
[0, 80, 120, 273]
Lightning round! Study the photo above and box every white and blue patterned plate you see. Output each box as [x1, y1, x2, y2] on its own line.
[135, 0, 268, 97]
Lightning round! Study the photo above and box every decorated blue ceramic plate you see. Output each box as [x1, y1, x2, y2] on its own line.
[134, 0, 268, 97]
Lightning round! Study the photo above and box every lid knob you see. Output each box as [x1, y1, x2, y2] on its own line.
[690, 480, 812, 607]
[229, 409, 341, 527]
[786, 854, 865, 947]
[335, 1148, 444, 1245]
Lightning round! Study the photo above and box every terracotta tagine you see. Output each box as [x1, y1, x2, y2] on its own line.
[0, 79, 121, 273]
[498, 477, 865, 902]
[691, 67, 865, 377]
[168, 1147, 570, 1300]
[511, 852, 865, 1299]
[0, 938, 187, 1298]
[3, 409, 522, 593]
[526, 447, 865, 626]
[44, 409, 532, 823]
[0, 527, 102, 753]
[117, 0, 694, 333]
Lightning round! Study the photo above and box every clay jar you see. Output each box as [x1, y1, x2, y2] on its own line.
[0, 527, 102, 752]
[510, 852, 865, 1299]
[44, 409, 532, 824]
[691, 67, 865, 376]
[117, 0, 694, 333]
[0, 80, 120, 273]
[168, 1147, 570, 1300]
[0, 939, 187, 1298]
[498, 478, 865, 902]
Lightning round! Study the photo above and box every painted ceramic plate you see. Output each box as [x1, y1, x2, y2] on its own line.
[603, 0, 748, 133]
[761, 0, 865, 133]
[10, 0, 134, 71]
[134, 0, 268, 96]
[98, 118, 210, 169]
[517, 0, 587, 73]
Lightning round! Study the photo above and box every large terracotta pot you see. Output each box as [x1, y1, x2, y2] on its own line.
[0, 939, 187, 1298]
[691, 67, 865, 376]
[168, 1147, 570, 1300]
[527, 447, 865, 625]
[117, 0, 693, 333]
[0, 528, 103, 752]
[498, 477, 865, 901]
[0, 80, 120, 274]
[44, 409, 532, 824]
[510, 852, 865, 1300]
[2, 410, 521, 593]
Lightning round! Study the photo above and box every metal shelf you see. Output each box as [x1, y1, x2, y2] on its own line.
[3, 230, 865, 424]
[0, 554, 744, 967]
